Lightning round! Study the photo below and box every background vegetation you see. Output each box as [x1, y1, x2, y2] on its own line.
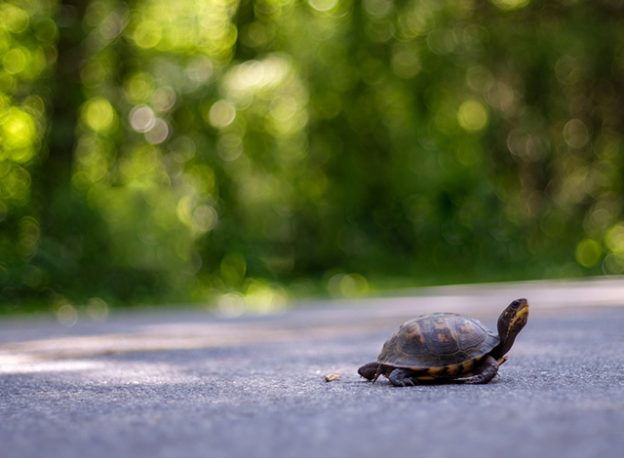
[2, 0, 624, 315]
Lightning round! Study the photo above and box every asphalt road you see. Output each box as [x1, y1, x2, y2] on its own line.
[1, 279, 624, 458]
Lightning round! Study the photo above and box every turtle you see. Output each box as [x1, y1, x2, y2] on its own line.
[358, 298, 529, 386]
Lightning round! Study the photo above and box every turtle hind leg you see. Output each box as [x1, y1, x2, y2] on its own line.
[458, 355, 499, 384]
[388, 368, 417, 387]
[358, 362, 380, 381]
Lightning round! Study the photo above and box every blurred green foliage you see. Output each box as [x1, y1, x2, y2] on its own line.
[2, 0, 624, 313]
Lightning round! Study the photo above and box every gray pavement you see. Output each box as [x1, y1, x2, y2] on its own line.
[1, 278, 624, 458]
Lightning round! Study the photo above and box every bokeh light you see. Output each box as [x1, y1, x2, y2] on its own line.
[490, 0, 530, 11]
[81, 97, 117, 133]
[575, 239, 602, 269]
[208, 100, 236, 128]
[457, 99, 489, 132]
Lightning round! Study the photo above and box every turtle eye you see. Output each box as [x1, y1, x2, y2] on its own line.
[511, 298, 527, 308]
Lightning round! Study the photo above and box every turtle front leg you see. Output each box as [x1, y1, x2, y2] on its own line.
[388, 368, 417, 387]
[459, 355, 499, 384]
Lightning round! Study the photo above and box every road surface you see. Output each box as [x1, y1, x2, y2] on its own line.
[1, 278, 624, 458]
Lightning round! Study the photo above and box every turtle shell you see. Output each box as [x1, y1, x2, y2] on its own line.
[377, 313, 499, 371]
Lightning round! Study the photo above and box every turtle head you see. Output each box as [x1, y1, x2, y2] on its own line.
[492, 298, 529, 359]
[358, 362, 380, 381]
